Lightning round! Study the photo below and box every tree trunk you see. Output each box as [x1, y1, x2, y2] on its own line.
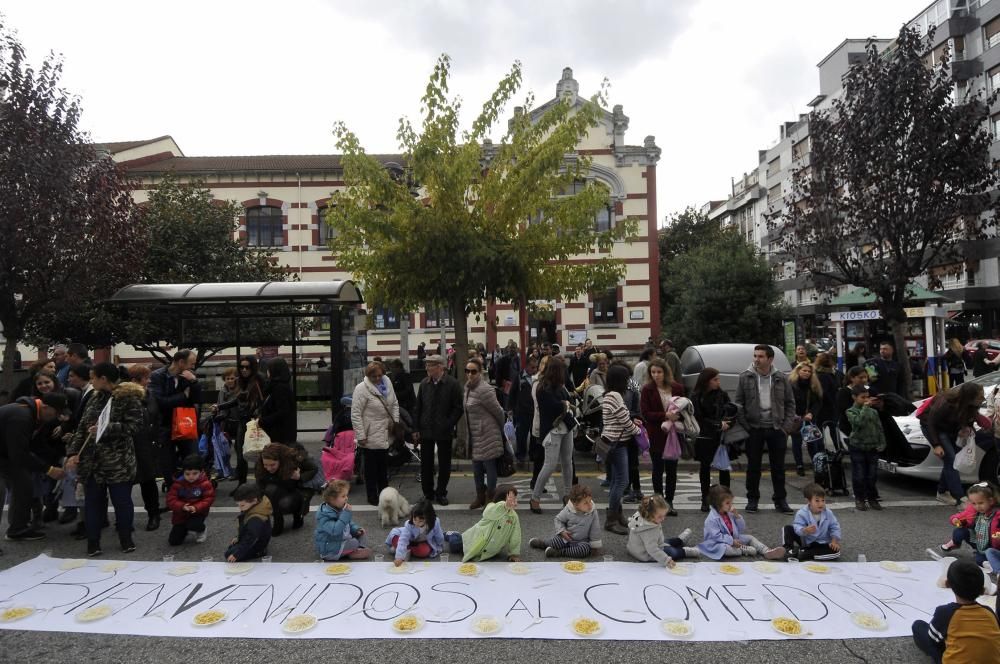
[1, 334, 17, 392]
[888, 313, 913, 400]
[452, 298, 470, 388]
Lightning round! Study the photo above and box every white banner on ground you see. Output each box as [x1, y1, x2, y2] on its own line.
[0, 556, 953, 641]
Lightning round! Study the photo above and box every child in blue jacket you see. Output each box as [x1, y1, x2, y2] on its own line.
[385, 500, 445, 566]
[315, 480, 371, 561]
[697, 485, 785, 560]
[783, 483, 843, 560]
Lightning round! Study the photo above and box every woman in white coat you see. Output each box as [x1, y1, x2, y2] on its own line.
[351, 361, 400, 506]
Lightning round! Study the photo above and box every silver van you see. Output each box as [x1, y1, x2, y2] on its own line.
[678, 344, 793, 398]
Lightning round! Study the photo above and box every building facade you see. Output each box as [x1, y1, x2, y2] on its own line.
[99, 68, 661, 365]
[708, 0, 1000, 352]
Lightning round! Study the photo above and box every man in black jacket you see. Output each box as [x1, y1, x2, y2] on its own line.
[149, 349, 202, 489]
[0, 393, 68, 543]
[412, 355, 463, 505]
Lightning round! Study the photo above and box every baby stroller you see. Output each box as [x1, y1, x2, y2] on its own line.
[322, 425, 356, 482]
[386, 406, 421, 481]
[573, 383, 605, 452]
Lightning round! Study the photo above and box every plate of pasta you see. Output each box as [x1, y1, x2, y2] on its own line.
[718, 563, 743, 575]
[391, 613, 425, 634]
[59, 559, 88, 571]
[507, 562, 532, 575]
[562, 560, 587, 574]
[878, 561, 910, 573]
[802, 562, 831, 574]
[570, 616, 603, 637]
[667, 562, 693, 576]
[168, 564, 199, 577]
[661, 618, 694, 638]
[387, 562, 411, 574]
[224, 563, 254, 576]
[282, 613, 319, 634]
[76, 605, 113, 623]
[0, 606, 35, 623]
[470, 614, 504, 635]
[457, 562, 480, 576]
[325, 563, 351, 576]
[771, 616, 805, 637]
[752, 561, 781, 574]
[850, 612, 888, 631]
[192, 610, 227, 627]
[100, 562, 128, 572]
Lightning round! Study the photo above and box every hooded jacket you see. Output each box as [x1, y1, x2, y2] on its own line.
[386, 518, 446, 560]
[553, 501, 603, 547]
[230, 496, 273, 561]
[351, 376, 400, 450]
[461, 501, 521, 562]
[68, 382, 142, 484]
[464, 378, 505, 461]
[735, 364, 796, 432]
[626, 511, 670, 566]
[166, 471, 216, 524]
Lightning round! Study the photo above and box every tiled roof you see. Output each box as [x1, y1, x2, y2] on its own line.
[93, 136, 174, 153]
[125, 154, 405, 174]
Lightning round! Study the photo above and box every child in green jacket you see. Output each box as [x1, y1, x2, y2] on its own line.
[461, 484, 522, 562]
[846, 384, 886, 511]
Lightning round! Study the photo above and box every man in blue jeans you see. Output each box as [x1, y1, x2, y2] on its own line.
[736, 345, 796, 514]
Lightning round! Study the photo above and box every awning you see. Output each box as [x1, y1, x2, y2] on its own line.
[829, 285, 949, 307]
[107, 281, 363, 306]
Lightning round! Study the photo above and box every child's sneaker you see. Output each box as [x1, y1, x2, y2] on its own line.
[544, 547, 558, 558]
[936, 492, 958, 506]
[763, 547, 786, 560]
[196, 524, 208, 543]
[678, 528, 693, 545]
[529, 538, 545, 550]
[739, 545, 756, 556]
[939, 539, 957, 552]
[682, 547, 701, 558]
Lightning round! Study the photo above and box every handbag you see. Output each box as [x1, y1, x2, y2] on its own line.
[372, 386, 406, 443]
[635, 425, 650, 454]
[953, 436, 978, 474]
[561, 410, 580, 432]
[171, 406, 198, 441]
[497, 437, 516, 478]
[711, 441, 732, 471]
[243, 419, 270, 462]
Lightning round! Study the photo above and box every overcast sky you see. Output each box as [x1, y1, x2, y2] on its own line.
[4, 0, 916, 223]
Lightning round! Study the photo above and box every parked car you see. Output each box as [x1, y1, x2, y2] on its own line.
[963, 339, 1000, 362]
[679, 344, 792, 399]
[884, 371, 1000, 486]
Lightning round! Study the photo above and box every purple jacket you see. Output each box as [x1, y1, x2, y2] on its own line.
[385, 519, 445, 560]
[698, 507, 750, 560]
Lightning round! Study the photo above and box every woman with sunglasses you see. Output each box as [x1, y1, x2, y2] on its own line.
[463, 358, 506, 509]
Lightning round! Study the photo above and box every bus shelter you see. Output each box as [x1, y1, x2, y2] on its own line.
[107, 280, 365, 434]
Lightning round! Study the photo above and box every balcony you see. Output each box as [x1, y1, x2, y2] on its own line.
[952, 58, 983, 81]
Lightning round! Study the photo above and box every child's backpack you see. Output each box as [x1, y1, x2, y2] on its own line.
[321, 429, 356, 482]
[813, 423, 849, 496]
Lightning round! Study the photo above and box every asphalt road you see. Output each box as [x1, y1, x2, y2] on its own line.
[0, 438, 982, 664]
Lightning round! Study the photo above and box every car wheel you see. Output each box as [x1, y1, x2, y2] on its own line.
[978, 447, 999, 485]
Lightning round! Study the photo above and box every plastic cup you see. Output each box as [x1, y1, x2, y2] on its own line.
[201, 555, 214, 563]
[162, 554, 174, 563]
[440, 552, 450, 563]
[375, 553, 385, 563]
[41, 549, 54, 558]
[261, 555, 273, 564]
[603, 555, 614, 563]
[857, 554, 867, 563]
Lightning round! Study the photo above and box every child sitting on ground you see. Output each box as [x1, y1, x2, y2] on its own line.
[845, 384, 886, 511]
[224, 484, 272, 562]
[460, 484, 521, 562]
[940, 482, 1000, 575]
[529, 484, 603, 558]
[386, 499, 445, 566]
[698, 484, 785, 560]
[315, 480, 371, 561]
[912, 558, 1000, 663]
[627, 494, 698, 567]
[784, 483, 842, 560]
[165, 454, 215, 546]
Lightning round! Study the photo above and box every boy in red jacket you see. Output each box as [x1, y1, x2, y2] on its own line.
[166, 454, 215, 545]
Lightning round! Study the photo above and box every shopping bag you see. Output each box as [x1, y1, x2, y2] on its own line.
[171, 406, 198, 441]
[503, 417, 516, 446]
[212, 422, 232, 478]
[197, 432, 210, 457]
[953, 436, 978, 474]
[661, 430, 682, 461]
[711, 442, 732, 471]
[243, 419, 271, 462]
[635, 425, 650, 454]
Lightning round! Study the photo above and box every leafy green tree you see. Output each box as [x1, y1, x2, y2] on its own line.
[780, 27, 999, 394]
[658, 206, 727, 332]
[663, 231, 785, 348]
[0, 22, 144, 388]
[327, 55, 635, 370]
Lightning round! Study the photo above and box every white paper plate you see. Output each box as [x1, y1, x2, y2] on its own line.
[59, 559, 88, 571]
[391, 614, 425, 634]
[668, 563, 693, 576]
[508, 562, 532, 575]
[457, 563, 480, 577]
[878, 561, 910, 573]
[76, 605, 113, 623]
[850, 611, 888, 631]
[191, 610, 227, 627]
[802, 562, 832, 574]
[562, 561, 588, 574]
[570, 616, 603, 638]
[224, 563, 254, 576]
[752, 561, 780, 574]
[101, 562, 128, 572]
[661, 618, 694, 638]
[168, 564, 199, 576]
[282, 613, 318, 634]
[387, 562, 411, 574]
[718, 563, 743, 575]
[324, 563, 352, 576]
[470, 614, 504, 635]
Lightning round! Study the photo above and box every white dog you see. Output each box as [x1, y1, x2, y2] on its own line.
[377, 487, 411, 528]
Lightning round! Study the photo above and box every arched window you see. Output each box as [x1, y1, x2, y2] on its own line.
[246, 206, 283, 247]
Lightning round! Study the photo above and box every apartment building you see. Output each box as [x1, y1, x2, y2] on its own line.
[95, 68, 661, 365]
[708, 0, 1000, 346]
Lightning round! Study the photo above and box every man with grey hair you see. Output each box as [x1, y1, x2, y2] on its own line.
[412, 354, 463, 505]
[56, 343, 89, 386]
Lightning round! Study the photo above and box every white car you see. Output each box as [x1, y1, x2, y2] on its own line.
[883, 372, 1000, 485]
